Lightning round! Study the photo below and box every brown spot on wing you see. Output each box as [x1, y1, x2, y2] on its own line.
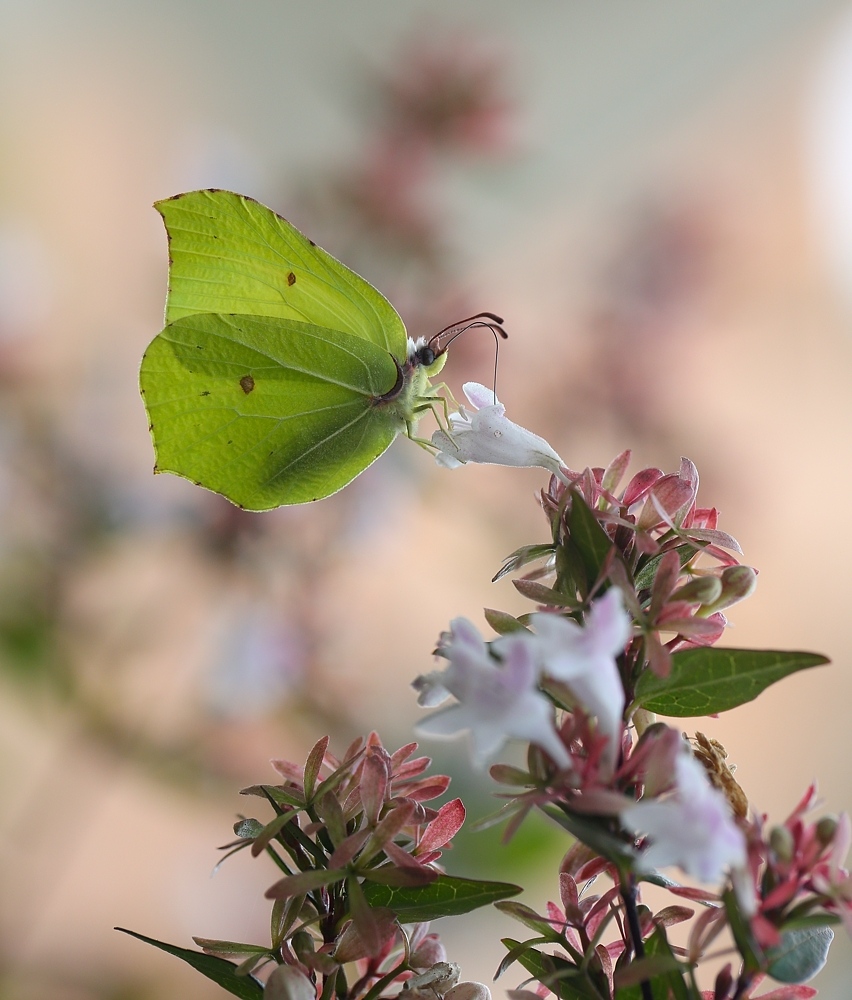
[240, 375, 255, 394]
[287, 271, 296, 286]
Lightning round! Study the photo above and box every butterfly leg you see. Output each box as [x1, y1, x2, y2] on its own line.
[413, 383, 458, 431]
[404, 385, 457, 450]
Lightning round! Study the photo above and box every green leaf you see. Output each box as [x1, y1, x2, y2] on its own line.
[722, 888, 762, 974]
[359, 864, 436, 887]
[241, 784, 304, 810]
[777, 912, 841, 932]
[554, 532, 588, 602]
[345, 875, 396, 958]
[494, 937, 553, 982]
[567, 491, 613, 590]
[192, 938, 271, 957]
[633, 647, 830, 717]
[250, 810, 297, 857]
[313, 748, 364, 802]
[633, 545, 698, 593]
[646, 926, 694, 1000]
[512, 579, 575, 607]
[618, 926, 695, 1000]
[489, 763, 534, 786]
[766, 926, 834, 984]
[492, 543, 555, 582]
[500, 939, 602, 1000]
[362, 873, 521, 921]
[271, 895, 301, 950]
[266, 868, 347, 900]
[115, 928, 264, 999]
[611, 987, 644, 1000]
[539, 804, 634, 866]
[303, 735, 329, 802]
[483, 608, 530, 635]
[495, 901, 564, 942]
[315, 791, 347, 848]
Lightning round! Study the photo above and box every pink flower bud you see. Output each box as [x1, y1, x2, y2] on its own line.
[703, 566, 758, 614]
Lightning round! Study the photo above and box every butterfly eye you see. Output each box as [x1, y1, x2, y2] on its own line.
[415, 345, 437, 367]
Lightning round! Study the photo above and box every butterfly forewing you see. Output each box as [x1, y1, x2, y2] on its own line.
[156, 190, 407, 358]
[141, 312, 403, 509]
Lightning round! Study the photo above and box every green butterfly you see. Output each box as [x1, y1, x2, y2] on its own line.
[140, 189, 504, 510]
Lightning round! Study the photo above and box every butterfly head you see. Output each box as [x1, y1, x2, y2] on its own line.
[407, 336, 449, 377]
[408, 312, 508, 378]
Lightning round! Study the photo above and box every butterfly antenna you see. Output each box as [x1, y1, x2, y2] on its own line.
[491, 330, 501, 404]
[427, 313, 507, 404]
[428, 311, 507, 352]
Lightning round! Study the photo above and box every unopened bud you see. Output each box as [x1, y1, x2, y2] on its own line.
[411, 936, 448, 970]
[769, 824, 795, 863]
[703, 566, 758, 614]
[671, 576, 723, 606]
[290, 932, 315, 961]
[816, 815, 839, 847]
[265, 966, 316, 1000]
[445, 984, 492, 1000]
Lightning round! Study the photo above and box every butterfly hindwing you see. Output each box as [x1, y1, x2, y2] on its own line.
[156, 190, 407, 358]
[140, 312, 403, 509]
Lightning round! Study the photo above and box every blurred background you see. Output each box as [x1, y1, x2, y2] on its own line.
[2, 1, 852, 997]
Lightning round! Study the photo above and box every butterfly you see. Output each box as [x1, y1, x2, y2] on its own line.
[139, 189, 505, 510]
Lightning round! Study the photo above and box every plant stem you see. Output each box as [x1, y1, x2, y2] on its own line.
[621, 875, 654, 1000]
[361, 962, 408, 1000]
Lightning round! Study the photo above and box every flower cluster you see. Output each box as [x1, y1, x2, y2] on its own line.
[538, 451, 757, 676]
[680, 782, 852, 999]
[433, 388, 756, 670]
[741, 786, 852, 948]
[415, 394, 841, 998]
[122, 732, 501, 999]
[127, 386, 843, 1000]
[413, 588, 629, 775]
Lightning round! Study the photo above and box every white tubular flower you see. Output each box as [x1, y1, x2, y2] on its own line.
[527, 588, 631, 775]
[621, 750, 747, 884]
[413, 618, 570, 770]
[431, 382, 564, 474]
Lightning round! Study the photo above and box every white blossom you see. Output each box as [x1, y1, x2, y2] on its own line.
[621, 750, 747, 883]
[526, 589, 631, 774]
[431, 383, 563, 473]
[413, 618, 570, 769]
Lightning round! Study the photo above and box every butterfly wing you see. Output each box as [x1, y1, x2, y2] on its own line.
[140, 312, 403, 510]
[156, 190, 407, 359]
